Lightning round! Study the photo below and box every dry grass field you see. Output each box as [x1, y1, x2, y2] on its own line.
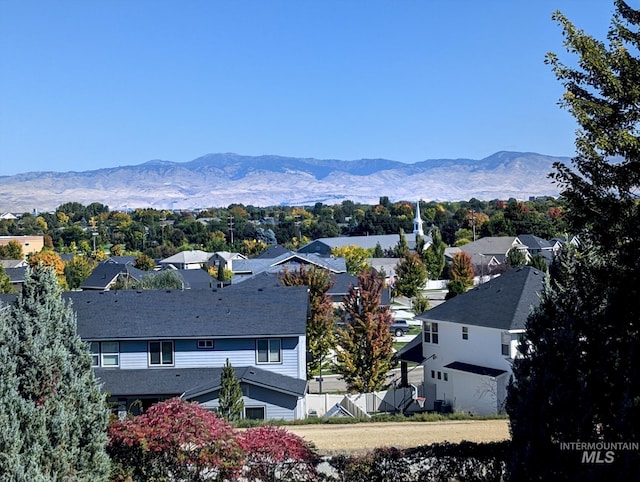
[286, 419, 511, 455]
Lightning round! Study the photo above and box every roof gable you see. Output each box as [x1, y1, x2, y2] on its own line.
[416, 266, 544, 331]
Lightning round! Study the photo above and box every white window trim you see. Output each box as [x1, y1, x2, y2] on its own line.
[197, 339, 214, 349]
[256, 338, 282, 364]
[91, 341, 119, 367]
[423, 321, 439, 344]
[149, 340, 174, 366]
[244, 406, 266, 420]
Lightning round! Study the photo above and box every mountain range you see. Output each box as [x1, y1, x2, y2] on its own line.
[0, 151, 569, 213]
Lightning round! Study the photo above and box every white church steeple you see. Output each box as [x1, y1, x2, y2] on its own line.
[413, 200, 424, 236]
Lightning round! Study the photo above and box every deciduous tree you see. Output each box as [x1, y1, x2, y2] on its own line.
[506, 247, 527, 268]
[64, 255, 95, 290]
[108, 397, 243, 481]
[335, 269, 394, 392]
[239, 425, 318, 481]
[394, 252, 427, 299]
[331, 245, 372, 275]
[280, 265, 336, 378]
[0, 264, 13, 293]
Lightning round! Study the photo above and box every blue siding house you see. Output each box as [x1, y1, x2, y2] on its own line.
[67, 275, 309, 420]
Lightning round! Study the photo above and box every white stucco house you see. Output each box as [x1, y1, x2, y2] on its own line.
[411, 266, 545, 415]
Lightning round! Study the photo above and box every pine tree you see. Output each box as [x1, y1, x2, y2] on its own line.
[334, 269, 394, 393]
[420, 228, 447, 280]
[507, 2, 640, 479]
[394, 252, 427, 299]
[0, 266, 110, 480]
[393, 229, 409, 258]
[217, 358, 244, 422]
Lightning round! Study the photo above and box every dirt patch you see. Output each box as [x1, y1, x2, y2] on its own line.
[286, 419, 510, 455]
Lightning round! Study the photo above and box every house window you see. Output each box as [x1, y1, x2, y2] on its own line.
[444, 372, 448, 381]
[501, 332, 511, 357]
[423, 322, 439, 344]
[149, 341, 174, 366]
[462, 326, 469, 340]
[244, 407, 265, 420]
[257, 339, 281, 364]
[437, 371, 442, 380]
[197, 339, 214, 349]
[90, 341, 119, 367]
[431, 370, 435, 379]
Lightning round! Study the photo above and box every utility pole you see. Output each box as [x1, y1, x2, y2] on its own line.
[468, 209, 477, 242]
[227, 215, 234, 245]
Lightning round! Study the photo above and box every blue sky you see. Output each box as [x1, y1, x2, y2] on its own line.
[0, 1, 616, 176]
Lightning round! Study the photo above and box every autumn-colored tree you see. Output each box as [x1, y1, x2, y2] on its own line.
[28, 250, 67, 288]
[241, 238, 268, 257]
[331, 245, 372, 275]
[335, 269, 394, 392]
[133, 253, 155, 271]
[110, 243, 124, 256]
[238, 425, 318, 481]
[280, 265, 335, 378]
[449, 251, 474, 287]
[108, 398, 244, 482]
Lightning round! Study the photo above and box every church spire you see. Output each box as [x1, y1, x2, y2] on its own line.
[413, 200, 424, 236]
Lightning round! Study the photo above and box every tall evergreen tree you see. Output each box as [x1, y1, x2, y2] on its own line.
[0, 266, 110, 480]
[279, 265, 336, 378]
[507, 2, 640, 479]
[421, 228, 447, 280]
[217, 358, 244, 422]
[334, 269, 394, 392]
[394, 252, 427, 299]
[393, 229, 409, 258]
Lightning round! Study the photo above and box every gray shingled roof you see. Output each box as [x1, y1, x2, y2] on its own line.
[415, 266, 545, 331]
[168, 268, 216, 290]
[517, 234, 553, 250]
[231, 251, 346, 282]
[94, 366, 307, 399]
[444, 361, 507, 377]
[67, 282, 309, 340]
[159, 250, 212, 265]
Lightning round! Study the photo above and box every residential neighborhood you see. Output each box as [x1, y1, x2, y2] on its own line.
[0, 200, 561, 419]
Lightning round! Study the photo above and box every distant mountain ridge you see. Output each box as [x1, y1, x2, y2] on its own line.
[0, 151, 568, 212]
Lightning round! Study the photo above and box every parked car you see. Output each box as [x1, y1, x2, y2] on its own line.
[390, 320, 410, 337]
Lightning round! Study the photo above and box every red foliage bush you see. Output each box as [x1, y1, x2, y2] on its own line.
[238, 425, 319, 481]
[108, 397, 244, 481]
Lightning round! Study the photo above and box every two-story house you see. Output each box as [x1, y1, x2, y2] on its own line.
[69, 276, 309, 420]
[412, 266, 545, 415]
